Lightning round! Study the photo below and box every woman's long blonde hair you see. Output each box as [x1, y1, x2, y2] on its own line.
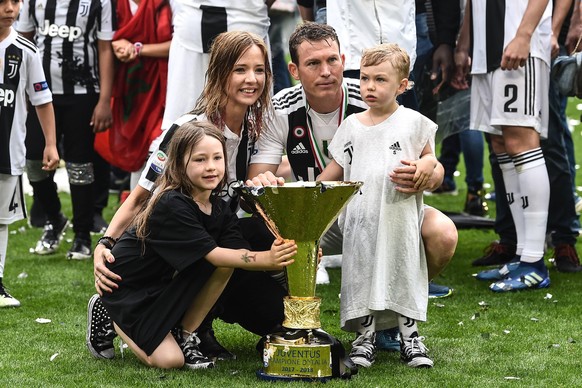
[191, 31, 272, 140]
[133, 121, 227, 239]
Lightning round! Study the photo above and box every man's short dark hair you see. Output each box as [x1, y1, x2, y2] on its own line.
[288, 22, 340, 64]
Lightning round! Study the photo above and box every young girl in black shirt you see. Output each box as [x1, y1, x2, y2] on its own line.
[100, 121, 296, 370]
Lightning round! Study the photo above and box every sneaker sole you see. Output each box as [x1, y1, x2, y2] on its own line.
[428, 289, 453, 299]
[350, 356, 374, 368]
[0, 298, 21, 308]
[33, 247, 58, 255]
[490, 275, 551, 292]
[404, 356, 434, 368]
[86, 294, 115, 360]
[68, 252, 92, 260]
[184, 361, 215, 370]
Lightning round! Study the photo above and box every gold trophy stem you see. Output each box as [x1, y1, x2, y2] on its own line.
[282, 296, 321, 329]
[286, 241, 318, 297]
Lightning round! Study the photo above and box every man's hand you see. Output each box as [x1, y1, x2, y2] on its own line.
[452, 47, 471, 90]
[431, 44, 455, 94]
[501, 35, 531, 70]
[246, 170, 285, 187]
[90, 99, 113, 133]
[390, 159, 443, 193]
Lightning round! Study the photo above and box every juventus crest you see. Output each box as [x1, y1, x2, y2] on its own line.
[5, 54, 21, 79]
[79, 0, 91, 16]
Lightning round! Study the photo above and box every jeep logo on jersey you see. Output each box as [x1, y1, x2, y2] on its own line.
[0, 85, 16, 107]
[38, 21, 83, 42]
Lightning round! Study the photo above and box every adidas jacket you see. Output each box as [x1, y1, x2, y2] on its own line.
[252, 79, 367, 181]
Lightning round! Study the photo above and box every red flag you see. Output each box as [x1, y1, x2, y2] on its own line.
[95, 0, 172, 172]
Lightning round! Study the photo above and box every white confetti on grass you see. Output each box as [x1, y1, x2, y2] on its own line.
[50, 353, 59, 361]
[35, 318, 51, 324]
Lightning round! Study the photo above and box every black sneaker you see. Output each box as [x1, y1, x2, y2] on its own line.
[464, 190, 489, 217]
[197, 328, 236, 360]
[33, 213, 69, 255]
[86, 294, 116, 359]
[400, 334, 433, 368]
[91, 213, 109, 234]
[349, 331, 376, 368]
[172, 328, 215, 369]
[67, 237, 92, 260]
[472, 241, 516, 267]
[0, 284, 21, 308]
[553, 244, 582, 273]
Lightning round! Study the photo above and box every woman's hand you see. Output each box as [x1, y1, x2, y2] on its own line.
[93, 243, 122, 295]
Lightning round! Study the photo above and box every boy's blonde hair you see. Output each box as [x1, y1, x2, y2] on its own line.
[361, 43, 410, 82]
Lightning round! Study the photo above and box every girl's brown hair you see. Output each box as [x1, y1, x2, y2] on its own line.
[134, 121, 227, 239]
[192, 31, 272, 140]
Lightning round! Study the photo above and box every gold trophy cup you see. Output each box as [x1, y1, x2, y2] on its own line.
[234, 181, 362, 381]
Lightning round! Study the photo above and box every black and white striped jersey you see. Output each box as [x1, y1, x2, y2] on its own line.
[470, 0, 552, 74]
[16, 0, 116, 95]
[172, 0, 269, 53]
[0, 28, 52, 176]
[252, 78, 368, 182]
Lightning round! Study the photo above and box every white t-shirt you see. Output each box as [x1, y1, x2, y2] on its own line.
[327, 0, 417, 71]
[328, 107, 436, 331]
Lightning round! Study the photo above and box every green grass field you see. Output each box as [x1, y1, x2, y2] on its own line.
[2, 101, 582, 387]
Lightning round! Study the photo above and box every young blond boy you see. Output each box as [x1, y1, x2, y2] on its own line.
[319, 43, 438, 368]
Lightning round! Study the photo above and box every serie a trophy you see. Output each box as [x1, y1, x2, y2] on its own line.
[234, 181, 363, 382]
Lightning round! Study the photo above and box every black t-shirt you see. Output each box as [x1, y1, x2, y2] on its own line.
[105, 189, 250, 308]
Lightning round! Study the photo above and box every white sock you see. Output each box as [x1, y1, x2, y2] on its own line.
[512, 148, 549, 263]
[398, 315, 419, 340]
[355, 315, 375, 336]
[0, 225, 8, 278]
[497, 153, 525, 256]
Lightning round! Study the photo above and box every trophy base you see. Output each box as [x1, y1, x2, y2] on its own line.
[258, 328, 356, 381]
[256, 370, 333, 382]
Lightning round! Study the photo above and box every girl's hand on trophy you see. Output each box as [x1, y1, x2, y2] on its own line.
[270, 238, 297, 267]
